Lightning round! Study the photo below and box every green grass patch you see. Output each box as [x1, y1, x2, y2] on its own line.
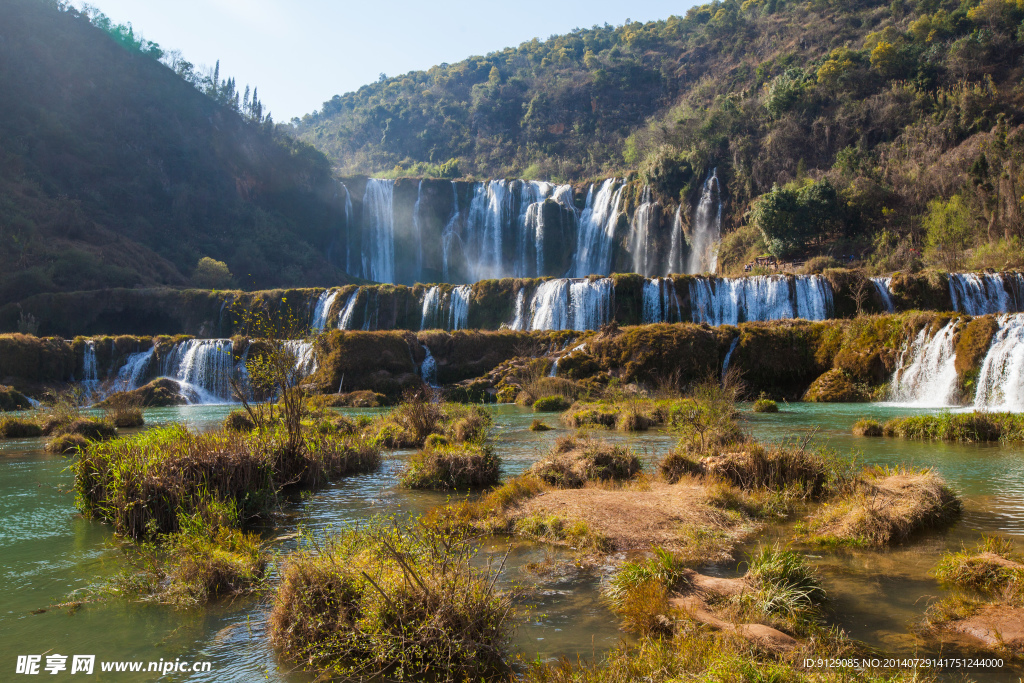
[400, 442, 500, 490]
[882, 412, 1024, 442]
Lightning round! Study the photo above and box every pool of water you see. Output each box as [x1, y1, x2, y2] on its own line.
[1, 402, 1021, 681]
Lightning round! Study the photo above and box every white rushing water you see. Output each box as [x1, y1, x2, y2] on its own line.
[338, 288, 361, 330]
[888, 319, 960, 407]
[420, 344, 439, 387]
[82, 341, 99, 394]
[361, 179, 395, 283]
[872, 277, 896, 313]
[572, 179, 624, 277]
[948, 272, 1024, 315]
[721, 336, 739, 381]
[666, 205, 684, 276]
[642, 277, 683, 323]
[420, 284, 471, 330]
[161, 339, 237, 403]
[115, 348, 154, 390]
[310, 289, 339, 331]
[628, 186, 656, 277]
[689, 275, 832, 326]
[688, 168, 721, 274]
[972, 314, 1024, 411]
[514, 278, 614, 331]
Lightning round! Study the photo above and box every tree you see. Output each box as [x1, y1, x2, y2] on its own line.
[924, 195, 976, 270]
[749, 180, 843, 258]
[192, 257, 233, 289]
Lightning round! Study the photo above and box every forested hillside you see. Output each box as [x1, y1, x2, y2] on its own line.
[295, 0, 1024, 272]
[0, 0, 349, 304]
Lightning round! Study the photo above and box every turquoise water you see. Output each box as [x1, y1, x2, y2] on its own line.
[1, 403, 1021, 681]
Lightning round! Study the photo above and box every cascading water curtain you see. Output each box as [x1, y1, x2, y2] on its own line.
[361, 179, 395, 283]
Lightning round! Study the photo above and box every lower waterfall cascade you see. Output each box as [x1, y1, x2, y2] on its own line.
[888, 319, 960, 407]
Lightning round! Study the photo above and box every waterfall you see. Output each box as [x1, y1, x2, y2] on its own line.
[572, 179, 624, 277]
[82, 341, 99, 393]
[666, 205, 684, 276]
[511, 289, 527, 331]
[972, 314, 1024, 411]
[519, 278, 613, 331]
[888, 320, 960, 407]
[948, 272, 1023, 315]
[340, 182, 354, 274]
[722, 337, 739, 382]
[642, 278, 682, 323]
[420, 344, 439, 387]
[412, 180, 425, 282]
[420, 285, 471, 330]
[628, 187, 656, 277]
[338, 288, 361, 330]
[115, 347, 155, 390]
[361, 289, 379, 331]
[872, 277, 896, 313]
[549, 357, 559, 377]
[689, 275, 832, 326]
[311, 289, 339, 332]
[361, 179, 395, 283]
[466, 180, 510, 280]
[161, 339, 236, 403]
[442, 183, 462, 282]
[284, 340, 317, 377]
[449, 285, 471, 330]
[688, 169, 721, 274]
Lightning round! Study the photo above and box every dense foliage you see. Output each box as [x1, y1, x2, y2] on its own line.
[296, 0, 1024, 271]
[0, 0, 350, 303]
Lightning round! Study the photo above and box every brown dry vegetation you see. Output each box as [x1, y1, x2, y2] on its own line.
[802, 466, 961, 547]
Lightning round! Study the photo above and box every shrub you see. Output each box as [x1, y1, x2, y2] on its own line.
[401, 443, 500, 490]
[111, 408, 144, 428]
[852, 418, 883, 437]
[752, 398, 778, 413]
[53, 417, 117, 441]
[0, 385, 32, 412]
[530, 435, 641, 488]
[269, 520, 518, 681]
[224, 409, 256, 432]
[373, 400, 492, 448]
[533, 395, 570, 412]
[529, 419, 551, 431]
[0, 416, 43, 438]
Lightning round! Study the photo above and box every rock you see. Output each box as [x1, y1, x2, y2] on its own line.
[947, 606, 1024, 651]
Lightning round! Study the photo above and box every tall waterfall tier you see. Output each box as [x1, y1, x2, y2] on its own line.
[689, 275, 832, 326]
[335, 176, 724, 285]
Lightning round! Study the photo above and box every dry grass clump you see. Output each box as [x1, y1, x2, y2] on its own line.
[802, 466, 961, 547]
[530, 435, 641, 488]
[269, 519, 519, 681]
[100, 389, 145, 428]
[530, 419, 551, 432]
[934, 536, 1024, 597]
[76, 424, 381, 538]
[401, 442, 500, 490]
[563, 398, 670, 432]
[852, 418, 883, 437]
[882, 412, 1024, 442]
[47, 433, 89, 454]
[605, 547, 690, 635]
[0, 416, 43, 438]
[372, 397, 491, 448]
[700, 443, 849, 499]
[658, 450, 702, 484]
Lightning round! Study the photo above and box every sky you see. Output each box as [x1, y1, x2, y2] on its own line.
[75, 0, 695, 122]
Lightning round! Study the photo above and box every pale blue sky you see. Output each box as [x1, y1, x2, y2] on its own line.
[76, 1, 695, 121]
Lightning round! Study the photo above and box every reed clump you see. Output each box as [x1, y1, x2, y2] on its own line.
[752, 398, 778, 413]
[75, 423, 381, 539]
[529, 419, 551, 431]
[882, 412, 1024, 442]
[224, 409, 256, 432]
[401, 442, 500, 490]
[371, 397, 491, 448]
[0, 416, 43, 438]
[802, 465, 961, 547]
[699, 443, 852, 500]
[269, 519, 519, 681]
[604, 547, 689, 635]
[562, 398, 670, 431]
[530, 435, 641, 488]
[852, 418, 883, 437]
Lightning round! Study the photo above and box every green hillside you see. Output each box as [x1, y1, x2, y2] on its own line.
[295, 0, 1024, 272]
[0, 0, 350, 304]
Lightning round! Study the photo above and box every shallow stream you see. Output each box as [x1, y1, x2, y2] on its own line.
[1, 403, 1022, 681]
